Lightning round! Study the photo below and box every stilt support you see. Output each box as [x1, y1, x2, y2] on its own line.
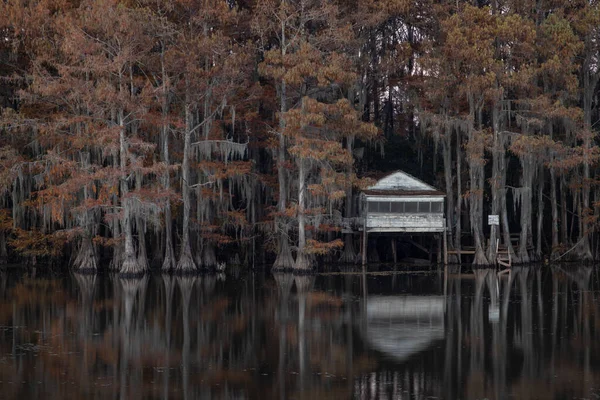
[443, 221, 448, 266]
[362, 229, 368, 267]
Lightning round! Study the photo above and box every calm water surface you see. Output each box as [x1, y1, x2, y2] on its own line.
[1, 266, 600, 399]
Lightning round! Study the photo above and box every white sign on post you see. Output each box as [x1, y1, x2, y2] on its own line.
[488, 215, 500, 225]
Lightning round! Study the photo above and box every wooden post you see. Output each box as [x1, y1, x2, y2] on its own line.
[443, 220, 448, 266]
[362, 201, 368, 267]
[362, 229, 368, 267]
[437, 234, 442, 265]
[443, 264, 448, 297]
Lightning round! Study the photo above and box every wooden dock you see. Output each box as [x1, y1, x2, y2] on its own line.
[447, 241, 512, 267]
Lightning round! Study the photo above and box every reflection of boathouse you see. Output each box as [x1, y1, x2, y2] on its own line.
[362, 296, 445, 362]
[360, 171, 447, 265]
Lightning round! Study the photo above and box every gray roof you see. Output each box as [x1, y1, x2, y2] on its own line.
[364, 171, 444, 196]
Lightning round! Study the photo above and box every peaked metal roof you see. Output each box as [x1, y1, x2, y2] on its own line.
[363, 170, 445, 196]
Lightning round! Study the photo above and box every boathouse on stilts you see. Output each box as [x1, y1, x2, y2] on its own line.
[360, 171, 447, 266]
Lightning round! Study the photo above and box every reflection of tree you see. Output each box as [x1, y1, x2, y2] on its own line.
[444, 267, 462, 399]
[442, 266, 600, 400]
[273, 273, 293, 400]
[176, 276, 196, 400]
[73, 273, 97, 396]
[161, 275, 175, 400]
[294, 275, 313, 393]
[117, 276, 148, 400]
[4, 268, 600, 399]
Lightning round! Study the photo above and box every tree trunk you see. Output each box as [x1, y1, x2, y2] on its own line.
[560, 175, 568, 244]
[201, 242, 218, 269]
[500, 152, 516, 263]
[441, 123, 455, 261]
[176, 100, 197, 273]
[340, 137, 357, 263]
[579, 67, 597, 261]
[516, 156, 534, 264]
[0, 230, 7, 265]
[160, 40, 176, 272]
[135, 171, 149, 270]
[487, 105, 501, 262]
[550, 167, 559, 258]
[455, 129, 462, 258]
[467, 97, 488, 265]
[73, 161, 97, 272]
[273, 37, 294, 270]
[535, 165, 544, 260]
[295, 158, 311, 271]
[118, 98, 143, 276]
[572, 186, 579, 245]
[73, 236, 97, 273]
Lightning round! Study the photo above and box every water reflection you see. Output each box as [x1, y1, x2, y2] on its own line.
[0, 267, 600, 399]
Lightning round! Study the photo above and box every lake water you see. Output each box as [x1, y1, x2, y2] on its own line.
[0, 266, 599, 399]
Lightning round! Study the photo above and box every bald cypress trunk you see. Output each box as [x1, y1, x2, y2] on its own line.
[117, 69, 144, 276]
[550, 167, 559, 258]
[579, 66, 597, 260]
[176, 97, 197, 273]
[119, 107, 142, 276]
[135, 171, 148, 270]
[499, 151, 516, 263]
[273, 22, 294, 270]
[73, 153, 98, 272]
[0, 230, 7, 265]
[455, 129, 462, 258]
[487, 105, 501, 263]
[295, 158, 310, 271]
[340, 137, 357, 263]
[535, 166, 544, 260]
[441, 123, 455, 261]
[516, 155, 535, 264]
[560, 176, 568, 245]
[467, 97, 489, 265]
[160, 40, 176, 272]
[73, 187, 98, 272]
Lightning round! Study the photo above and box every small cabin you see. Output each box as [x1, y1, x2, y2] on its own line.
[360, 171, 447, 264]
[361, 171, 446, 232]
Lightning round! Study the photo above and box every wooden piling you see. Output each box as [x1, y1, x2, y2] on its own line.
[443, 220, 448, 266]
[362, 229, 368, 267]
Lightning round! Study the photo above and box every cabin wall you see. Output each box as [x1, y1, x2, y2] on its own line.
[366, 213, 445, 232]
[361, 195, 445, 232]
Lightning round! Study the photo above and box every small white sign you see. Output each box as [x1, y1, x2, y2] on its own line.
[488, 215, 500, 225]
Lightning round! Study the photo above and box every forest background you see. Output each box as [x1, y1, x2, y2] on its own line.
[1, 0, 599, 274]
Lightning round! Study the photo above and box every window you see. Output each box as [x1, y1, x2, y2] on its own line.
[368, 201, 389, 213]
[368, 201, 395, 213]
[368, 201, 378, 213]
[378, 202, 390, 212]
[391, 202, 404, 213]
[431, 202, 443, 213]
[404, 202, 418, 213]
[368, 200, 444, 214]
